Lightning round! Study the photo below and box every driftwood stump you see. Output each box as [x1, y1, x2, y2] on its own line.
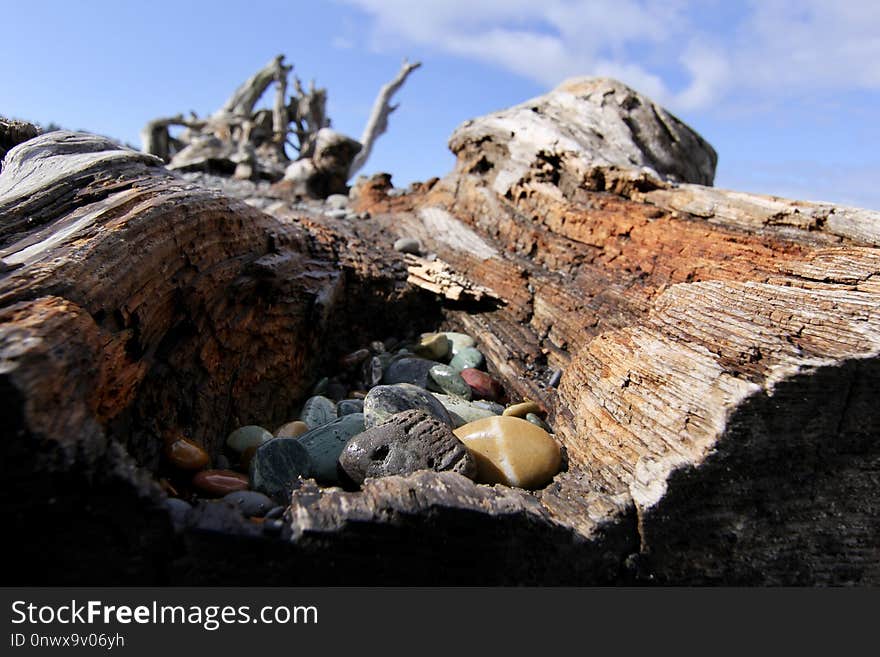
[1, 79, 878, 585]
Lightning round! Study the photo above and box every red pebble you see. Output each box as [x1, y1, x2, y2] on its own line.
[460, 368, 505, 401]
[192, 469, 249, 497]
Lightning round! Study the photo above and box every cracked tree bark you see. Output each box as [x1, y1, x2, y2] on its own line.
[1, 78, 879, 585]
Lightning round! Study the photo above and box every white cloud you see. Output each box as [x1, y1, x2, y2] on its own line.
[341, 0, 880, 112]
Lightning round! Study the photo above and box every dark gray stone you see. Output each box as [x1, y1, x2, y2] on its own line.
[223, 490, 275, 517]
[265, 506, 285, 520]
[164, 498, 191, 527]
[296, 413, 366, 485]
[326, 382, 348, 402]
[299, 395, 337, 429]
[382, 357, 436, 388]
[338, 410, 477, 486]
[337, 399, 365, 416]
[363, 383, 453, 428]
[364, 355, 386, 387]
[249, 438, 313, 504]
[263, 519, 284, 535]
[311, 377, 329, 395]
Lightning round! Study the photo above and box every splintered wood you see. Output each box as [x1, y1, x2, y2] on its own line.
[404, 254, 500, 303]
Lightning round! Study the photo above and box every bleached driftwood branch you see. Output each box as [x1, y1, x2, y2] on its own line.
[215, 54, 291, 118]
[348, 59, 421, 180]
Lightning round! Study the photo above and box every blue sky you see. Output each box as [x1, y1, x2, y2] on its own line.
[1, 1, 878, 209]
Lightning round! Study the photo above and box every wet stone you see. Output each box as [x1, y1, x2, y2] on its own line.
[449, 346, 484, 372]
[192, 469, 250, 497]
[249, 438, 313, 504]
[275, 420, 310, 439]
[548, 368, 563, 388]
[338, 410, 477, 487]
[223, 490, 275, 517]
[413, 333, 451, 360]
[431, 393, 499, 428]
[382, 357, 436, 388]
[164, 435, 210, 470]
[428, 364, 472, 400]
[214, 454, 231, 470]
[460, 368, 505, 401]
[363, 383, 453, 428]
[296, 413, 366, 485]
[226, 425, 274, 453]
[299, 395, 337, 429]
[453, 416, 562, 489]
[503, 400, 542, 418]
[337, 399, 365, 416]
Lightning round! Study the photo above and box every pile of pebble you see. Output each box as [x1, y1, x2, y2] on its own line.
[161, 331, 562, 527]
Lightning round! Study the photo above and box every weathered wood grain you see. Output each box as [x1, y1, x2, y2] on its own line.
[2, 77, 879, 584]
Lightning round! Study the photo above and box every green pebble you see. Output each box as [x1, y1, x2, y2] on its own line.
[431, 393, 498, 428]
[428, 364, 472, 400]
[226, 425, 274, 453]
[443, 332, 476, 356]
[296, 413, 366, 485]
[449, 346, 484, 373]
[525, 412, 552, 432]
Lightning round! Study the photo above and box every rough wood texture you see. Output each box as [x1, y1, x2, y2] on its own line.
[0, 117, 40, 169]
[2, 77, 879, 584]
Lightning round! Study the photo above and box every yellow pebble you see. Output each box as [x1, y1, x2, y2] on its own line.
[275, 420, 310, 438]
[502, 400, 542, 418]
[453, 415, 561, 489]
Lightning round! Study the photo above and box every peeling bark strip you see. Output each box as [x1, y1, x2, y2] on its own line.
[2, 76, 879, 584]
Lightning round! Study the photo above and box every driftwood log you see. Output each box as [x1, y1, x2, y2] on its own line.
[1, 78, 878, 585]
[143, 55, 420, 195]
